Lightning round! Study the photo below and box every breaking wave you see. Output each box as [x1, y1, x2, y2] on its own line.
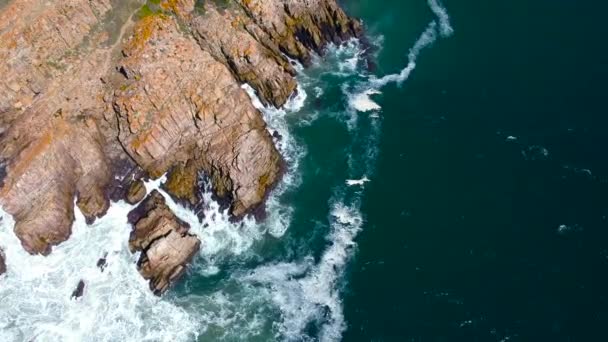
[0, 204, 199, 341]
[238, 202, 363, 341]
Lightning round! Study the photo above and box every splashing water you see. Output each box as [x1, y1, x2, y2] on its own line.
[0, 204, 199, 342]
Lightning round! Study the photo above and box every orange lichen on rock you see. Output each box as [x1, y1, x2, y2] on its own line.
[124, 14, 168, 54]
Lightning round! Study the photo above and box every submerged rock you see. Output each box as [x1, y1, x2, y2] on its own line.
[128, 191, 201, 295]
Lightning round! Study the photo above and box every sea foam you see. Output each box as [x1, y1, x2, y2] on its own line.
[428, 0, 454, 37]
[0, 204, 199, 342]
[239, 202, 363, 341]
[346, 177, 371, 186]
[348, 89, 382, 112]
[350, 0, 453, 112]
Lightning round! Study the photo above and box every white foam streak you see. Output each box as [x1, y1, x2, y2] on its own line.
[241, 203, 363, 341]
[428, 0, 454, 37]
[350, 0, 453, 112]
[370, 21, 438, 88]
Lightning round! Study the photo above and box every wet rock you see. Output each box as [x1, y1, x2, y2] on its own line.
[71, 280, 85, 299]
[126, 179, 146, 204]
[162, 161, 200, 207]
[96, 253, 108, 272]
[128, 191, 200, 295]
[0, 249, 6, 275]
[107, 159, 148, 203]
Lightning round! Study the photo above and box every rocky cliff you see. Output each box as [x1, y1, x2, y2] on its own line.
[0, 0, 360, 291]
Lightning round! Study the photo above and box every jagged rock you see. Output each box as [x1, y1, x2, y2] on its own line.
[126, 180, 147, 204]
[0, 0, 360, 256]
[71, 280, 85, 299]
[128, 191, 200, 295]
[0, 249, 6, 275]
[114, 12, 283, 217]
[96, 253, 108, 272]
[236, 0, 362, 65]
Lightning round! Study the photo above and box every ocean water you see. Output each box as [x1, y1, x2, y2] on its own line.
[1, 0, 607, 341]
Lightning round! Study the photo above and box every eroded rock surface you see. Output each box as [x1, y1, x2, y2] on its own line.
[128, 190, 200, 295]
[0, 0, 359, 290]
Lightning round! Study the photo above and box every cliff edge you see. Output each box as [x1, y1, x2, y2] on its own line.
[0, 0, 360, 292]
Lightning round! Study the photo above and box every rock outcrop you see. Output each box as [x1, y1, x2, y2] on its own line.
[128, 190, 200, 295]
[126, 179, 147, 205]
[0, 0, 360, 290]
[71, 280, 86, 299]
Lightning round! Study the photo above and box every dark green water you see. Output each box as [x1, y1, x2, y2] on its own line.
[340, 0, 608, 341]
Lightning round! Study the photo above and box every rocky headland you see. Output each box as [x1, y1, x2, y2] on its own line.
[0, 0, 360, 293]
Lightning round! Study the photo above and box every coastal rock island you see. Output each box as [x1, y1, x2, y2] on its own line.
[0, 0, 360, 293]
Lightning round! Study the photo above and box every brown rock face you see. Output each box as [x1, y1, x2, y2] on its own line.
[128, 190, 200, 295]
[0, 0, 131, 254]
[0, 0, 359, 286]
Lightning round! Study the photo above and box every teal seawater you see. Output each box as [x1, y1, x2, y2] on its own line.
[342, 0, 608, 341]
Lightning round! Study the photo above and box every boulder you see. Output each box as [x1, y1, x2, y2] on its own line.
[128, 191, 200, 295]
[126, 180, 147, 204]
[71, 280, 85, 299]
